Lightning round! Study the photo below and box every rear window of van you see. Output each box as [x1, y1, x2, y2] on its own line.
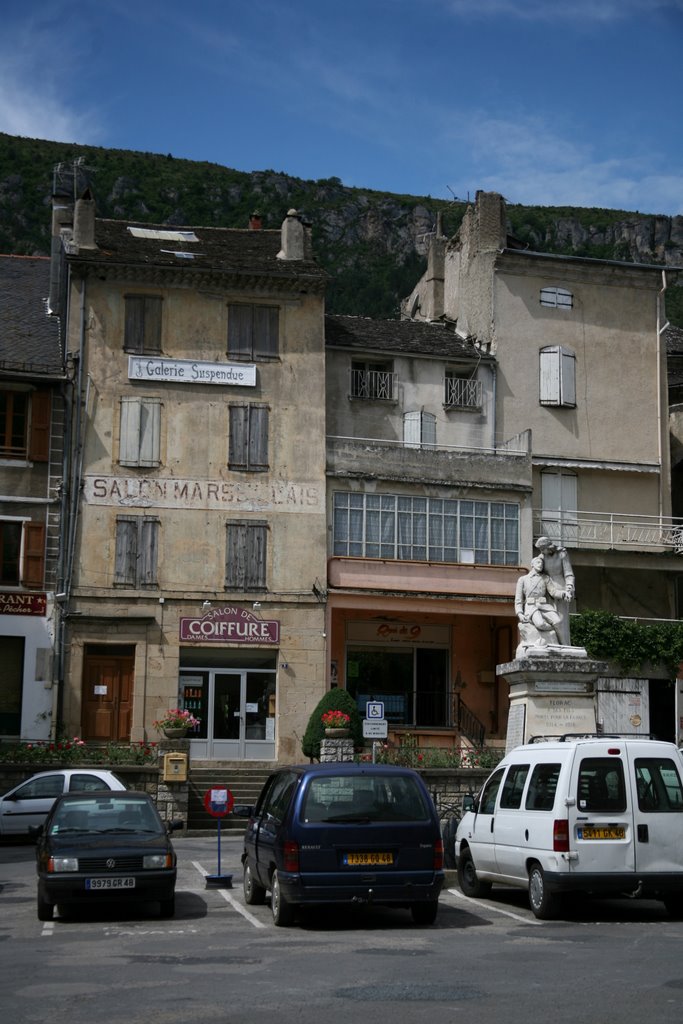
[302, 775, 430, 823]
[577, 758, 626, 813]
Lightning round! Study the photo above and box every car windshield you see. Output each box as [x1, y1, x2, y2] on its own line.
[302, 774, 429, 823]
[50, 797, 162, 834]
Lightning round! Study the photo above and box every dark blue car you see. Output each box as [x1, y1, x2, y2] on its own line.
[236, 763, 444, 926]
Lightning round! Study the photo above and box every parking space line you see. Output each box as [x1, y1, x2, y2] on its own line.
[191, 860, 267, 928]
[41, 922, 55, 936]
[447, 887, 540, 924]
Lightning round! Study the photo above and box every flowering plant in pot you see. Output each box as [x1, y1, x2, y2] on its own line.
[153, 708, 200, 735]
[321, 710, 351, 729]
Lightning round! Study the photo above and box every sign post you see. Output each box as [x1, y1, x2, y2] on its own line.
[203, 787, 234, 888]
[363, 701, 388, 763]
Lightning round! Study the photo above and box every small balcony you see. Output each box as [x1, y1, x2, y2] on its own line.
[349, 368, 398, 401]
[533, 509, 683, 554]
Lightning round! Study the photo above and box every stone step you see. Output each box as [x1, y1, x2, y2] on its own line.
[187, 763, 273, 831]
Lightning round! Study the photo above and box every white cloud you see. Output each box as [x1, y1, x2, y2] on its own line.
[439, 0, 683, 23]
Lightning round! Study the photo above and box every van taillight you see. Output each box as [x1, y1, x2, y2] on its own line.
[283, 840, 300, 872]
[553, 819, 570, 852]
[434, 838, 444, 871]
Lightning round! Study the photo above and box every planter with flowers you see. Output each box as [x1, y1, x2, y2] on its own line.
[321, 710, 351, 737]
[153, 708, 200, 739]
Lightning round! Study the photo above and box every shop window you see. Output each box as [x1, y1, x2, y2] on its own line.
[0, 388, 51, 461]
[540, 346, 576, 407]
[119, 397, 161, 467]
[228, 404, 269, 471]
[333, 491, 519, 566]
[228, 304, 279, 359]
[0, 519, 45, 588]
[114, 516, 159, 587]
[225, 521, 267, 589]
[124, 295, 162, 354]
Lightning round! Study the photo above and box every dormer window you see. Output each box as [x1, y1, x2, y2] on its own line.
[540, 286, 573, 310]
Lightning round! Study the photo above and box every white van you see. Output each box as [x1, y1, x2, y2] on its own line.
[454, 735, 683, 919]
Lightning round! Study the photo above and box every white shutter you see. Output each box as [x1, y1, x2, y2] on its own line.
[403, 411, 421, 448]
[541, 471, 577, 543]
[539, 347, 560, 405]
[119, 398, 142, 465]
[422, 412, 436, 447]
[560, 348, 576, 407]
[138, 399, 161, 467]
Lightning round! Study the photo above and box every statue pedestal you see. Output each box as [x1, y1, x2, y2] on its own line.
[497, 652, 609, 753]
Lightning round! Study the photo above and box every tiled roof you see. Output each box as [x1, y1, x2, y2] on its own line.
[0, 255, 63, 374]
[68, 219, 327, 286]
[325, 314, 485, 359]
[666, 324, 683, 356]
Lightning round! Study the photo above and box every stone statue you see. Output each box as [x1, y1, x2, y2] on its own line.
[515, 554, 567, 656]
[534, 536, 575, 646]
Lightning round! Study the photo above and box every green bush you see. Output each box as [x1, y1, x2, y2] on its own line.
[301, 688, 363, 760]
[0, 739, 159, 766]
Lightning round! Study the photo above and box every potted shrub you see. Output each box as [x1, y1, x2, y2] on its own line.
[301, 689, 362, 760]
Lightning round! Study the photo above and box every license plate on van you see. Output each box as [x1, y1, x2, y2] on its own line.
[578, 826, 625, 840]
[343, 852, 393, 866]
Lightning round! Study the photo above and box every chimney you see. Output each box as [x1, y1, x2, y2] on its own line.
[277, 209, 305, 261]
[249, 211, 262, 230]
[73, 188, 97, 250]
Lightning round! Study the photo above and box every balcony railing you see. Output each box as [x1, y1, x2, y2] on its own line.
[349, 369, 398, 401]
[533, 509, 683, 553]
[444, 376, 483, 409]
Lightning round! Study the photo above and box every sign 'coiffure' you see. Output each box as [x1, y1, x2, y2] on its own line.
[180, 606, 279, 644]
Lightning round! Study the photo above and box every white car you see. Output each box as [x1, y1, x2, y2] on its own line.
[0, 769, 126, 837]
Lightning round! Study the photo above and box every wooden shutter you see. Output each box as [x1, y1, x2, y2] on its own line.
[120, 398, 141, 465]
[228, 405, 249, 469]
[246, 524, 267, 588]
[253, 306, 279, 358]
[226, 523, 247, 588]
[422, 412, 436, 447]
[125, 296, 162, 353]
[138, 518, 159, 585]
[560, 348, 577, 407]
[248, 406, 269, 470]
[28, 389, 51, 462]
[114, 517, 138, 585]
[403, 411, 421, 448]
[228, 305, 254, 358]
[226, 522, 267, 588]
[22, 521, 45, 589]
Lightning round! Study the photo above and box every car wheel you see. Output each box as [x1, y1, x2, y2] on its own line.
[37, 889, 54, 922]
[159, 895, 175, 918]
[243, 862, 267, 905]
[457, 847, 492, 898]
[411, 900, 439, 925]
[271, 870, 295, 927]
[528, 862, 560, 920]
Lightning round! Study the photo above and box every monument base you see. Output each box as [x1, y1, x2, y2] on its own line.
[497, 654, 609, 753]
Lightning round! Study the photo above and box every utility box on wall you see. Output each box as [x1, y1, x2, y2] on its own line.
[162, 752, 188, 783]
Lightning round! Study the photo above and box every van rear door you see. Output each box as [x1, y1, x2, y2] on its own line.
[627, 746, 683, 875]
[567, 746, 635, 874]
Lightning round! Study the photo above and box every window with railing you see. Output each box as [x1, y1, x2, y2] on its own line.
[350, 361, 397, 400]
[333, 491, 519, 565]
[444, 372, 482, 409]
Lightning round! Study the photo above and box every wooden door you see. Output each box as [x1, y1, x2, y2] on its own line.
[81, 648, 135, 741]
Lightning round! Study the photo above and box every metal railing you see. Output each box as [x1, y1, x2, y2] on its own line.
[444, 376, 483, 408]
[533, 510, 683, 553]
[355, 689, 486, 744]
[349, 369, 398, 401]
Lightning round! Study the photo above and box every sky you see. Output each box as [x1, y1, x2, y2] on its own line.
[1, 0, 683, 215]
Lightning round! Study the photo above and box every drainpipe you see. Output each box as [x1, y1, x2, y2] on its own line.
[657, 270, 668, 522]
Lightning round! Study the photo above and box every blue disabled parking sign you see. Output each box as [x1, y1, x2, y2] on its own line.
[366, 701, 385, 720]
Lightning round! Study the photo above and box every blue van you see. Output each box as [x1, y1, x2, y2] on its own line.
[236, 763, 444, 926]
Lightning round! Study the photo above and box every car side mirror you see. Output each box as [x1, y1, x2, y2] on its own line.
[462, 794, 475, 812]
[167, 820, 184, 833]
[232, 804, 255, 818]
[28, 824, 44, 838]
